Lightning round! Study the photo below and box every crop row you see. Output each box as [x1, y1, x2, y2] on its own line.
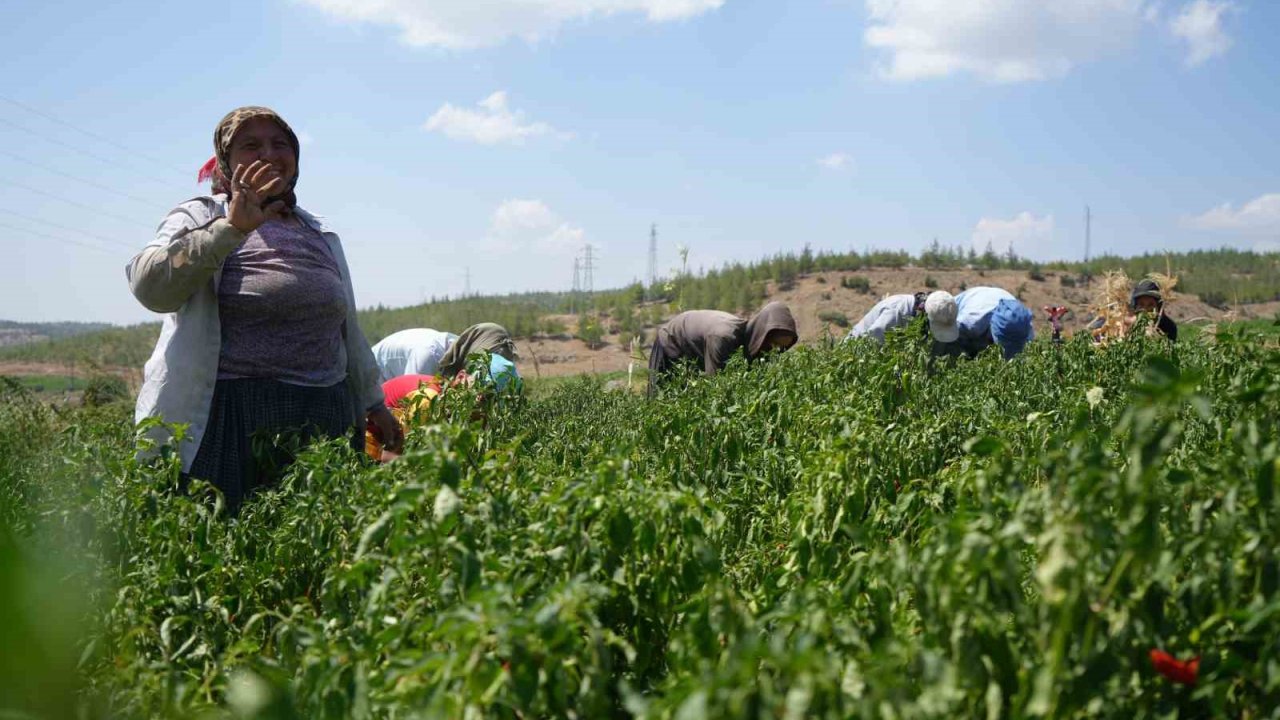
[1, 325, 1278, 718]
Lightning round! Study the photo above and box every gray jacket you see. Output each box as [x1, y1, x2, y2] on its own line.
[127, 195, 384, 471]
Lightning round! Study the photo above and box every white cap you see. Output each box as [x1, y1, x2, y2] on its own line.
[924, 291, 959, 342]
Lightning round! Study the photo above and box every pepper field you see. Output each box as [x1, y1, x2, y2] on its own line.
[2, 324, 1278, 718]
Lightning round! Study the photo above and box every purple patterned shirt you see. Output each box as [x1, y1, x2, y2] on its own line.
[217, 218, 348, 386]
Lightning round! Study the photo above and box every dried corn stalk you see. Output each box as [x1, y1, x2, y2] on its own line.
[1090, 271, 1134, 344]
[1149, 272, 1178, 304]
[1090, 270, 1180, 344]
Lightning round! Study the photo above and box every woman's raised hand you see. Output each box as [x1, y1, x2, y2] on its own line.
[227, 160, 288, 233]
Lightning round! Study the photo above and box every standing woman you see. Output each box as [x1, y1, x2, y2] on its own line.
[128, 106, 402, 510]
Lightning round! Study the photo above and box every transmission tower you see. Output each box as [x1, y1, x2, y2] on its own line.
[581, 244, 596, 296]
[571, 256, 581, 314]
[646, 223, 657, 299]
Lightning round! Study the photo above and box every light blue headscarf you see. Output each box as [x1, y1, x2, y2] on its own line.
[488, 354, 522, 392]
[990, 299, 1033, 359]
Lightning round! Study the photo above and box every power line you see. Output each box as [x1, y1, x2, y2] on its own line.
[0, 219, 121, 255]
[0, 207, 135, 250]
[0, 179, 155, 228]
[0, 95, 192, 177]
[646, 223, 657, 299]
[0, 115, 186, 190]
[0, 148, 167, 210]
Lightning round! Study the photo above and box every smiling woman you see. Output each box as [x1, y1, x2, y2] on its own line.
[125, 106, 403, 511]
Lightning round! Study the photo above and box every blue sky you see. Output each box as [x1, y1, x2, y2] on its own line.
[2, 0, 1277, 324]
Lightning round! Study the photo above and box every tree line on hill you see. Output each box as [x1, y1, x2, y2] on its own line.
[2, 245, 1277, 368]
[0, 320, 113, 348]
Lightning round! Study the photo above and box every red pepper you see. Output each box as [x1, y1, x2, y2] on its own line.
[1150, 649, 1199, 685]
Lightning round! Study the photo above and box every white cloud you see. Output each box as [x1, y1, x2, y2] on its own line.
[1170, 0, 1234, 66]
[486, 199, 587, 255]
[972, 212, 1055, 255]
[817, 153, 852, 170]
[1187, 193, 1280, 233]
[863, 0, 1151, 83]
[424, 91, 564, 145]
[299, 0, 724, 49]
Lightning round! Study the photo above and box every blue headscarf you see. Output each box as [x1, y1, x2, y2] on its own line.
[990, 299, 1033, 359]
[487, 355, 522, 392]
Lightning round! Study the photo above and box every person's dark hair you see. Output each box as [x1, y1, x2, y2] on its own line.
[913, 291, 929, 314]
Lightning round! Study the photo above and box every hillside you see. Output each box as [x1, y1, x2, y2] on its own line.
[516, 267, 1279, 378]
[4, 246, 1280, 384]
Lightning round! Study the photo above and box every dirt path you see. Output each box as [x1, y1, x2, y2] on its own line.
[0, 361, 140, 381]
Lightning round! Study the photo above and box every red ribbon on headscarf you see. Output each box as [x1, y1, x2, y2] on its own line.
[197, 155, 217, 184]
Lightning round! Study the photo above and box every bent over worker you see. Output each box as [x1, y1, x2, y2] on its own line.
[437, 323, 519, 377]
[373, 323, 518, 383]
[372, 328, 458, 383]
[934, 286, 1035, 360]
[368, 354, 523, 462]
[648, 301, 797, 390]
[847, 290, 959, 344]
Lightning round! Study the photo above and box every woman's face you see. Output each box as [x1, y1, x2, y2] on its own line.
[764, 330, 797, 352]
[227, 117, 296, 189]
[1135, 296, 1160, 313]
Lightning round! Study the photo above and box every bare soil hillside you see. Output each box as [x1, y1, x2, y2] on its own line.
[512, 269, 1280, 379]
[0, 361, 139, 382]
[4, 269, 1274, 385]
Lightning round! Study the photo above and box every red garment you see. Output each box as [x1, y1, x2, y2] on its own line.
[382, 374, 442, 408]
